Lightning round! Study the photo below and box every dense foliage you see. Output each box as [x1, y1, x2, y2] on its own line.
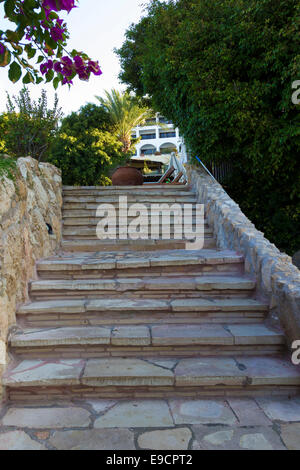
[0, 0, 101, 87]
[48, 103, 125, 185]
[116, 0, 300, 254]
[1, 87, 62, 161]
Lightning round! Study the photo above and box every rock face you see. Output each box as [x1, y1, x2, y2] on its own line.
[0, 156, 62, 391]
[187, 165, 300, 346]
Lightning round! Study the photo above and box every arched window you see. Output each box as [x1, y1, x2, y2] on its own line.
[159, 143, 177, 154]
[140, 144, 157, 155]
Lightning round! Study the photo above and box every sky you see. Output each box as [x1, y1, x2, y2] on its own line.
[0, 0, 151, 115]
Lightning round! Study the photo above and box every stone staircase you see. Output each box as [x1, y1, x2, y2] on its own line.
[3, 184, 300, 402]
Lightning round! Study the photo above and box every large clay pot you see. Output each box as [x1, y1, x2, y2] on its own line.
[111, 166, 144, 186]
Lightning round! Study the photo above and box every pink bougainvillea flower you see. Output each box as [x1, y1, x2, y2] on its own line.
[73, 55, 89, 81]
[60, 55, 74, 77]
[40, 59, 53, 75]
[50, 19, 66, 41]
[88, 60, 102, 76]
[43, 0, 76, 13]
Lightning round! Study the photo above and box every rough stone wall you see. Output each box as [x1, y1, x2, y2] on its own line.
[187, 165, 300, 346]
[0, 157, 62, 382]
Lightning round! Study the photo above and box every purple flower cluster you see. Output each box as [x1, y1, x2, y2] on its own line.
[0, 43, 5, 55]
[40, 59, 53, 75]
[50, 19, 66, 41]
[42, 0, 76, 13]
[40, 54, 102, 85]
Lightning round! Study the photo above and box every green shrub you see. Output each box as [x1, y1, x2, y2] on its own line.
[48, 104, 126, 185]
[2, 87, 62, 162]
[117, 0, 300, 254]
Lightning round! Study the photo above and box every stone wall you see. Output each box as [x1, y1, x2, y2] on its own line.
[187, 164, 300, 346]
[0, 157, 62, 384]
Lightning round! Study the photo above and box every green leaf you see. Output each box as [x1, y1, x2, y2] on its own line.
[5, 30, 19, 42]
[0, 49, 11, 67]
[4, 0, 15, 17]
[45, 69, 54, 83]
[53, 76, 60, 89]
[8, 61, 22, 83]
[23, 71, 34, 84]
[25, 44, 36, 59]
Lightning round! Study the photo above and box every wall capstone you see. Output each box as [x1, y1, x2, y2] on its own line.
[187, 164, 300, 347]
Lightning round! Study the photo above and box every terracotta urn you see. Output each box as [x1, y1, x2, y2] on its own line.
[111, 166, 144, 186]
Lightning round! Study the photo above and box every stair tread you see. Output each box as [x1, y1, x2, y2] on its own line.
[18, 297, 268, 315]
[37, 249, 244, 272]
[10, 323, 284, 348]
[29, 275, 256, 292]
[4, 355, 300, 388]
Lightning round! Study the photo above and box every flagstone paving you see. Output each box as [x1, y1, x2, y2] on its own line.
[0, 397, 299, 450]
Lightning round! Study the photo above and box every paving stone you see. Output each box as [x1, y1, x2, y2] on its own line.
[150, 256, 199, 267]
[87, 298, 169, 312]
[147, 358, 178, 369]
[30, 279, 117, 291]
[236, 356, 300, 385]
[152, 324, 233, 346]
[49, 429, 135, 450]
[82, 358, 174, 387]
[18, 300, 86, 315]
[175, 357, 244, 386]
[116, 278, 145, 291]
[94, 400, 173, 428]
[2, 407, 91, 428]
[81, 260, 116, 270]
[138, 428, 192, 450]
[280, 423, 300, 450]
[192, 425, 285, 450]
[86, 400, 117, 414]
[11, 326, 111, 347]
[203, 430, 234, 446]
[3, 359, 84, 387]
[256, 396, 300, 421]
[117, 258, 150, 269]
[169, 399, 237, 425]
[227, 324, 284, 345]
[145, 277, 196, 290]
[227, 398, 272, 426]
[239, 433, 274, 450]
[34, 431, 50, 440]
[195, 276, 254, 290]
[170, 298, 267, 312]
[0, 431, 46, 450]
[111, 326, 150, 346]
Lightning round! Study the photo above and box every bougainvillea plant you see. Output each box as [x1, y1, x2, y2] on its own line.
[0, 0, 102, 88]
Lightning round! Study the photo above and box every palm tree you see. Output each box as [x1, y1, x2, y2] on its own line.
[96, 89, 152, 153]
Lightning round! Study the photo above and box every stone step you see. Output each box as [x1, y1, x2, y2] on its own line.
[60, 237, 216, 252]
[62, 185, 190, 195]
[63, 194, 197, 203]
[29, 275, 256, 300]
[4, 355, 300, 401]
[63, 217, 209, 226]
[62, 228, 214, 239]
[17, 298, 268, 327]
[10, 323, 285, 358]
[36, 249, 244, 279]
[63, 209, 201, 219]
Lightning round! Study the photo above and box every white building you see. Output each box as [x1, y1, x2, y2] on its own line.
[131, 114, 183, 158]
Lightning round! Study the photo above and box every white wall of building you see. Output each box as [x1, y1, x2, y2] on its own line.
[132, 114, 184, 157]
